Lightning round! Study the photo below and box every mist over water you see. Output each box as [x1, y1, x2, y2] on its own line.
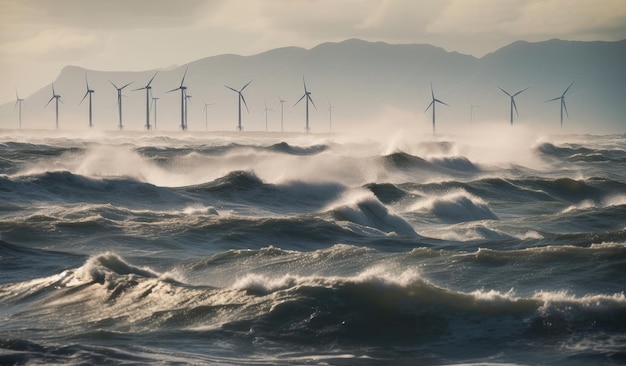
[1, 125, 625, 365]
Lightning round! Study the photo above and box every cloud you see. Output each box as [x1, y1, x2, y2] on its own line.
[427, 0, 626, 39]
[0, 28, 98, 60]
[0, 0, 218, 31]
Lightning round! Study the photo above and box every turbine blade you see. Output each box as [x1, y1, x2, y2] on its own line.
[85, 73, 90, 90]
[563, 80, 574, 96]
[167, 87, 181, 93]
[294, 94, 306, 106]
[513, 87, 528, 97]
[430, 82, 435, 100]
[563, 99, 569, 118]
[58, 98, 63, 104]
[147, 71, 158, 87]
[15, 87, 19, 100]
[79, 91, 89, 105]
[546, 97, 561, 102]
[132, 86, 147, 91]
[180, 67, 188, 87]
[240, 79, 254, 92]
[109, 80, 119, 89]
[512, 99, 519, 117]
[308, 95, 317, 110]
[303, 76, 308, 93]
[225, 85, 238, 93]
[435, 99, 450, 107]
[51, 82, 56, 95]
[241, 94, 249, 113]
[498, 87, 512, 97]
[424, 101, 434, 113]
[45, 96, 55, 107]
[120, 82, 133, 90]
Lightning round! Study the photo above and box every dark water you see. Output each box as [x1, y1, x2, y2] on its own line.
[1, 129, 625, 365]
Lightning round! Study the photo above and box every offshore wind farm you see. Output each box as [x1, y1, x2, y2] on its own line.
[1, 30, 626, 366]
[2, 38, 625, 134]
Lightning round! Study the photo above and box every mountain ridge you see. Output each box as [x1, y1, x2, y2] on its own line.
[2, 38, 625, 133]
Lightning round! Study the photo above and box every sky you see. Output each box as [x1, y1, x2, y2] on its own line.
[1, 0, 626, 104]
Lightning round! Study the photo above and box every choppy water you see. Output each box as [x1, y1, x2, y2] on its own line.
[1, 128, 625, 365]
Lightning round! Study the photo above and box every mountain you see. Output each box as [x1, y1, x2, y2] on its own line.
[1, 38, 625, 133]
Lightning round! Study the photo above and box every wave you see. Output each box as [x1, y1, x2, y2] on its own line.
[185, 170, 346, 212]
[406, 176, 626, 205]
[268, 141, 328, 155]
[428, 156, 480, 172]
[410, 189, 498, 223]
[3, 252, 626, 360]
[327, 190, 418, 237]
[136, 141, 329, 159]
[536, 142, 626, 163]
[0, 171, 188, 208]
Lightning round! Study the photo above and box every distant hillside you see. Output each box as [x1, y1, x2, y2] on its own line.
[1, 38, 625, 133]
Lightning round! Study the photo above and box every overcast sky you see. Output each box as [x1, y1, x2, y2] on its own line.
[2, 0, 625, 103]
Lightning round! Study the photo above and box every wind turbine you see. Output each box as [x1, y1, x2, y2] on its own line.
[294, 76, 316, 133]
[151, 96, 159, 130]
[470, 105, 479, 124]
[14, 88, 24, 129]
[225, 79, 253, 131]
[546, 81, 574, 127]
[109, 80, 133, 130]
[499, 86, 528, 125]
[201, 97, 213, 131]
[168, 67, 189, 130]
[424, 83, 449, 135]
[262, 97, 273, 131]
[276, 96, 287, 132]
[79, 73, 95, 128]
[326, 98, 335, 132]
[134, 71, 158, 130]
[45, 82, 62, 129]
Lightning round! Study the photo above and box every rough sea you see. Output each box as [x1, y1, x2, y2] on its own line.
[1, 128, 625, 365]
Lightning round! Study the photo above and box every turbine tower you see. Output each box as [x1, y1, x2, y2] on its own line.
[225, 79, 253, 131]
[546, 81, 574, 127]
[499, 86, 528, 125]
[185, 94, 192, 130]
[201, 97, 213, 131]
[262, 97, 273, 131]
[168, 67, 189, 130]
[277, 96, 287, 132]
[79, 73, 95, 128]
[45, 82, 62, 129]
[109, 80, 133, 130]
[326, 98, 335, 132]
[294, 76, 316, 133]
[134, 71, 158, 130]
[14, 88, 24, 129]
[151, 96, 159, 130]
[424, 83, 449, 135]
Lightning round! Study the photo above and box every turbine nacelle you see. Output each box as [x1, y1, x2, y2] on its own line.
[424, 83, 448, 135]
[499, 86, 527, 123]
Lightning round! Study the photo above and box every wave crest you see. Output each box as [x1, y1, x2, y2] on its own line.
[412, 189, 498, 223]
[328, 190, 417, 236]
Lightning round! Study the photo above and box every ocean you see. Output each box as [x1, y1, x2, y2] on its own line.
[0, 128, 625, 365]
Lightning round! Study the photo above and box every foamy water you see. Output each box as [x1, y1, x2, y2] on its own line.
[1, 128, 625, 365]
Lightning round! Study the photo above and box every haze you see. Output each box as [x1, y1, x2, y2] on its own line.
[2, 0, 625, 103]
